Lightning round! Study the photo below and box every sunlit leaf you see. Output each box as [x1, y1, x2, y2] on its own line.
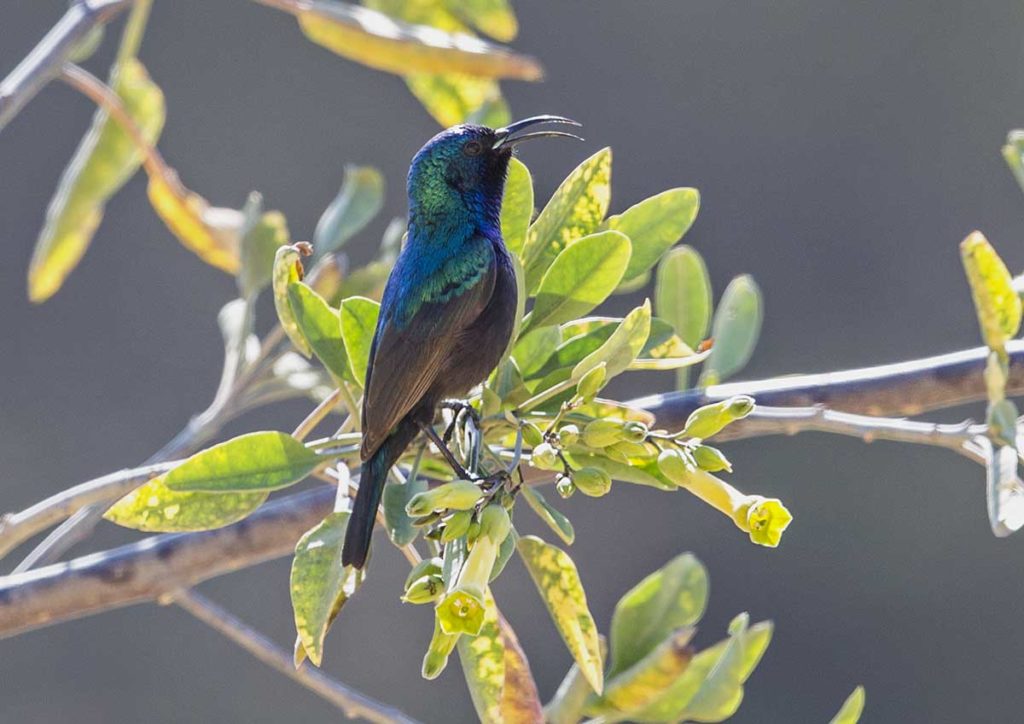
[295, 1, 542, 79]
[274, 245, 312, 356]
[700, 275, 762, 386]
[572, 300, 651, 383]
[1003, 130, 1024, 197]
[607, 188, 699, 285]
[521, 148, 613, 293]
[501, 157, 534, 256]
[104, 477, 267, 532]
[829, 686, 866, 724]
[498, 614, 544, 723]
[521, 486, 575, 545]
[656, 245, 712, 349]
[596, 627, 696, 716]
[960, 231, 1022, 352]
[383, 472, 428, 546]
[340, 296, 382, 387]
[565, 451, 674, 491]
[512, 324, 562, 377]
[406, 73, 510, 127]
[313, 165, 384, 260]
[29, 58, 165, 302]
[447, 0, 518, 41]
[523, 230, 631, 334]
[288, 282, 349, 380]
[240, 206, 290, 297]
[163, 431, 324, 492]
[517, 536, 603, 694]
[291, 512, 364, 667]
[608, 553, 708, 678]
[147, 172, 239, 273]
[458, 589, 505, 723]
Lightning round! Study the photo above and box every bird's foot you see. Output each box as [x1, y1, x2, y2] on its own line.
[440, 400, 481, 446]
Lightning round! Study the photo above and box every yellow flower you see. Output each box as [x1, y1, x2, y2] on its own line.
[737, 496, 793, 547]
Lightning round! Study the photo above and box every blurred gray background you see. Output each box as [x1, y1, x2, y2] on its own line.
[3, 1, 1024, 721]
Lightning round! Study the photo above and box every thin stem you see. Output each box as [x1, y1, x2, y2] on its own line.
[293, 388, 343, 442]
[115, 0, 152, 65]
[337, 383, 363, 432]
[173, 589, 420, 724]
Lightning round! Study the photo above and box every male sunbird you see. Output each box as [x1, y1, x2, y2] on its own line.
[342, 116, 582, 569]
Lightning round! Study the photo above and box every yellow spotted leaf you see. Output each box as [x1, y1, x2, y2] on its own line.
[104, 476, 267, 532]
[406, 73, 510, 127]
[458, 589, 505, 723]
[446, 0, 519, 42]
[961, 231, 1022, 352]
[499, 613, 544, 723]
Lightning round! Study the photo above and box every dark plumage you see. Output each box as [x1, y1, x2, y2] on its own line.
[341, 116, 581, 569]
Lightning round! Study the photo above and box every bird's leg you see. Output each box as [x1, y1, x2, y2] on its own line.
[418, 420, 474, 481]
[440, 400, 480, 446]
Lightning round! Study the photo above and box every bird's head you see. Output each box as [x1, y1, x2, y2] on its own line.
[407, 116, 581, 232]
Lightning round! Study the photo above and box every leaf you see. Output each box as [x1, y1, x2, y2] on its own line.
[447, 0, 519, 42]
[521, 148, 613, 292]
[655, 245, 712, 349]
[961, 231, 1022, 352]
[597, 627, 696, 716]
[29, 58, 165, 302]
[607, 553, 708, 678]
[512, 324, 562, 377]
[296, 1, 542, 80]
[700, 275, 763, 386]
[498, 614, 545, 723]
[501, 157, 534, 256]
[521, 486, 575, 545]
[1002, 130, 1024, 196]
[406, 73, 510, 127]
[383, 472, 428, 546]
[607, 188, 700, 284]
[339, 296, 381, 387]
[572, 300, 651, 382]
[240, 207, 290, 297]
[291, 512, 364, 667]
[288, 282, 349, 380]
[458, 589, 505, 723]
[313, 165, 384, 260]
[147, 172, 240, 273]
[523, 230, 632, 334]
[163, 431, 324, 492]
[273, 245, 312, 356]
[517, 536, 603, 694]
[104, 477, 267, 532]
[829, 686, 866, 724]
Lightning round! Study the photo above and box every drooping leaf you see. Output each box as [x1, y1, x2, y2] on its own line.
[655, 245, 712, 349]
[458, 589, 505, 723]
[521, 486, 575, 545]
[498, 614, 544, 723]
[295, 1, 542, 80]
[700, 275, 762, 386]
[239, 206, 290, 297]
[523, 230, 631, 334]
[147, 171, 241, 273]
[313, 165, 384, 260]
[517, 536, 603, 694]
[960, 231, 1022, 352]
[406, 73, 510, 127]
[607, 553, 708, 677]
[607, 188, 700, 285]
[104, 477, 267, 532]
[521, 148, 613, 293]
[829, 686, 866, 724]
[29, 58, 165, 302]
[501, 157, 534, 256]
[446, 0, 519, 41]
[163, 431, 325, 492]
[291, 512, 364, 667]
[339, 296, 382, 387]
[572, 300, 651, 383]
[383, 472, 428, 546]
[288, 282, 349, 380]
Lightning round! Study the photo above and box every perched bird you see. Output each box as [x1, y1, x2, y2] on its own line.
[342, 116, 582, 569]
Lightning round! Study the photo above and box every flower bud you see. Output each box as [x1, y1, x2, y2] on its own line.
[402, 574, 444, 604]
[522, 422, 545, 448]
[531, 442, 560, 471]
[466, 519, 482, 544]
[404, 557, 443, 590]
[406, 480, 484, 516]
[576, 363, 607, 402]
[441, 510, 473, 543]
[557, 424, 580, 447]
[555, 474, 576, 499]
[623, 421, 649, 443]
[692, 444, 732, 473]
[658, 448, 696, 486]
[479, 504, 512, 544]
[582, 419, 627, 448]
[573, 467, 612, 497]
[608, 440, 655, 460]
[422, 616, 459, 679]
[681, 395, 756, 439]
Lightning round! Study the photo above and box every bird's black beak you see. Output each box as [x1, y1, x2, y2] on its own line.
[492, 115, 583, 149]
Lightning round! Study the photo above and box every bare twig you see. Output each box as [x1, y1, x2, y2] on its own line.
[173, 589, 420, 724]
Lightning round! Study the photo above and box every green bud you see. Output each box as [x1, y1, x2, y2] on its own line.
[402, 574, 444, 604]
[693, 444, 732, 473]
[582, 419, 628, 448]
[522, 422, 545, 448]
[406, 480, 484, 516]
[576, 363, 607, 402]
[441, 510, 473, 542]
[531, 442, 561, 471]
[681, 395, 755, 439]
[556, 474, 576, 499]
[479, 504, 512, 544]
[404, 556, 443, 589]
[658, 448, 696, 486]
[466, 519, 482, 544]
[608, 440, 655, 460]
[422, 615, 459, 679]
[558, 424, 580, 447]
[623, 421, 649, 443]
[573, 467, 612, 497]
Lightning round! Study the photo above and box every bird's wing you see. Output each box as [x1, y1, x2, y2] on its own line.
[360, 236, 496, 460]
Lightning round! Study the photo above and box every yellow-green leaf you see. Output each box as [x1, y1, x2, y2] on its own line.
[406, 73, 510, 127]
[829, 686, 866, 724]
[147, 172, 239, 273]
[274, 245, 312, 356]
[700, 275, 762, 386]
[29, 58, 165, 303]
[1003, 130, 1024, 196]
[296, 1, 542, 80]
[447, 0, 519, 42]
[288, 282, 349, 381]
[607, 188, 700, 284]
[163, 431, 324, 492]
[313, 165, 384, 259]
[521, 148, 613, 292]
[512, 324, 561, 377]
[240, 209, 290, 297]
[655, 245, 712, 349]
[458, 589, 505, 723]
[596, 627, 696, 716]
[501, 157, 534, 256]
[572, 300, 651, 383]
[339, 296, 381, 387]
[104, 477, 267, 532]
[523, 230, 631, 334]
[521, 486, 575, 545]
[291, 512, 364, 667]
[517, 536, 603, 694]
[961, 231, 1022, 352]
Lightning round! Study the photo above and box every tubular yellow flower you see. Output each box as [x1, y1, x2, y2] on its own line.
[681, 470, 793, 547]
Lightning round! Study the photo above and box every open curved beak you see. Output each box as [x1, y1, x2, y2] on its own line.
[492, 115, 584, 149]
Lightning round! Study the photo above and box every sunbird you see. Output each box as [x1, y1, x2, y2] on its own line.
[342, 116, 583, 569]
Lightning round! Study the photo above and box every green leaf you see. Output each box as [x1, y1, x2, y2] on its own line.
[383, 473, 428, 546]
[572, 300, 651, 382]
[490, 527, 517, 582]
[512, 325, 562, 377]
[655, 245, 712, 349]
[700, 275, 763, 386]
[339, 296, 381, 387]
[607, 188, 700, 284]
[291, 512, 364, 667]
[961, 231, 1022, 352]
[163, 431, 324, 492]
[458, 589, 505, 724]
[104, 477, 267, 532]
[595, 627, 696, 716]
[407, 73, 510, 127]
[29, 58, 165, 302]
[523, 230, 631, 334]
[607, 553, 708, 678]
[517, 536, 604, 694]
[446, 0, 519, 41]
[287, 282, 349, 380]
[274, 245, 312, 356]
[313, 165, 384, 260]
[521, 487, 575, 545]
[240, 206, 290, 297]
[829, 686, 866, 724]
[521, 148, 613, 292]
[501, 157, 534, 256]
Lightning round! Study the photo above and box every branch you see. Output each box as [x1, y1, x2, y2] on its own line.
[0, 0, 134, 133]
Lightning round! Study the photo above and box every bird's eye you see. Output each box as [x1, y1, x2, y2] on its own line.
[463, 140, 483, 156]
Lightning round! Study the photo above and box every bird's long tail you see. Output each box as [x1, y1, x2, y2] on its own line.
[342, 417, 420, 569]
